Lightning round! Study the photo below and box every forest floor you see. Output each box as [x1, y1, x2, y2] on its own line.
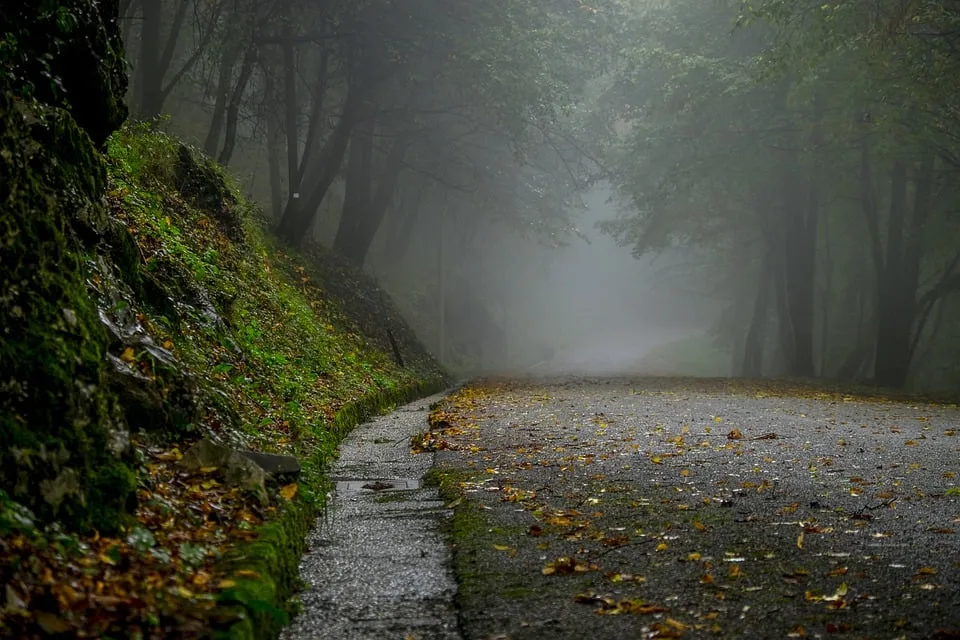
[423, 376, 960, 640]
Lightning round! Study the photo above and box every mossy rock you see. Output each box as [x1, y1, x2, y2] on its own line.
[175, 144, 245, 244]
[0, 0, 127, 146]
[0, 83, 132, 534]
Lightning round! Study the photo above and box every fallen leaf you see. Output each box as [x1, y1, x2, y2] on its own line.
[727, 429, 743, 440]
[279, 483, 298, 500]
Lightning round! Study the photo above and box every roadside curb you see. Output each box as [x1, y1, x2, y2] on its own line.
[208, 376, 449, 640]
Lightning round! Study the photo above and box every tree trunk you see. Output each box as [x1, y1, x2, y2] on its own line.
[383, 184, 424, 263]
[873, 159, 909, 387]
[136, 0, 201, 119]
[204, 36, 242, 156]
[741, 251, 771, 378]
[334, 127, 411, 266]
[333, 117, 375, 259]
[217, 46, 257, 166]
[265, 73, 284, 220]
[275, 83, 364, 244]
[281, 0, 301, 228]
[874, 155, 935, 387]
[137, 0, 164, 118]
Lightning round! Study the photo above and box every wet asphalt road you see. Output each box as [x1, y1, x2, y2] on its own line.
[433, 377, 960, 640]
[284, 377, 960, 640]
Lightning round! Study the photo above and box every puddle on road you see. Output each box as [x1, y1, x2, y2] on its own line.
[335, 478, 421, 492]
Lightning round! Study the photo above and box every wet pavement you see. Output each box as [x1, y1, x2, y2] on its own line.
[432, 376, 960, 640]
[283, 377, 960, 639]
[281, 391, 461, 640]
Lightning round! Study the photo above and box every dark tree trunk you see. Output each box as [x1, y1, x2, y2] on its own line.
[741, 251, 772, 378]
[280, 0, 301, 227]
[204, 37, 242, 156]
[874, 155, 935, 388]
[333, 117, 375, 258]
[265, 73, 284, 219]
[383, 184, 424, 263]
[296, 48, 329, 185]
[136, 0, 215, 120]
[334, 127, 410, 266]
[137, 0, 165, 118]
[217, 46, 257, 166]
[275, 84, 364, 244]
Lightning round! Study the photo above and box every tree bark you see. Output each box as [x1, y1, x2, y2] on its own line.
[334, 125, 411, 265]
[265, 72, 284, 220]
[383, 184, 424, 263]
[741, 250, 771, 378]
[275, 81, 365, 244]
[204, 35, 242, 156]
[281, 0, 301, 227]
[136, 0, 164, 118]
[333, 116, 375, 258]
[874, 155, 935, 387]
[217, 46, 257, 166]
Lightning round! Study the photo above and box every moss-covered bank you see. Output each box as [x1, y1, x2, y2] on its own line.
[0, 0, 134, 533]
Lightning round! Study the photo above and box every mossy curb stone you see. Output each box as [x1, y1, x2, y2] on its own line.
[207, 377, 447, 640]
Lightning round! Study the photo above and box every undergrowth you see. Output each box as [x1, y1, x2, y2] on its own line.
[0, 122, 445, 639]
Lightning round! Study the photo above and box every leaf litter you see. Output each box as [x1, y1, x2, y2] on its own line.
[0, 439, 281, 638]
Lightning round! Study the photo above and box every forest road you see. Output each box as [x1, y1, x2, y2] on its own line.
[431, 376, 960, 640]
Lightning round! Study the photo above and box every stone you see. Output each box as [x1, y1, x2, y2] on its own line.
[179, 439, 267, 503]
[238, 450, 301, 482]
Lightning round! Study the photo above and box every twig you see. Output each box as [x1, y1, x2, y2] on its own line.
[592, 538, 657, 559]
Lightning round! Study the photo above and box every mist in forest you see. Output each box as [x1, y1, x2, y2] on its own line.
[120, 0, 960, 390]
[488, 184, 721, 376]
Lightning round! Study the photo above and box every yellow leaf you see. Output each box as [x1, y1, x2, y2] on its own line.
[279, 483, 298, 501]
[680, 469, 691, 477]
[797, 531, 804, 549]
[120, 347, 136, 363]
[651, 456, 662, 464]
[694, 521, 706, 531]
[162, 339, 174, 350]
[234, 569, 260, 578]
[665, 618, 688, 630]
[493, 544, 512, 552]
[218, 579, 237, 589]
[822, 582, 848, 601]
[687, 552, 702, 561]
[656, 542, 668, 552]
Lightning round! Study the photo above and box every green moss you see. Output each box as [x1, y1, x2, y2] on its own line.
[87, 459, 138, 533]
[0, 83, 133, 533]
[501, 585, 532, 599]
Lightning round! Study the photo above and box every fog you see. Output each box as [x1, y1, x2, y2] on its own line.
[122, 0, 960, 391]
[489, 184, 720, 376]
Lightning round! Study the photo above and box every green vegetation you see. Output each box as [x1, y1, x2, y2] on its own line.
[1, 3, 445, 637]
[0, 117, 445, 636]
